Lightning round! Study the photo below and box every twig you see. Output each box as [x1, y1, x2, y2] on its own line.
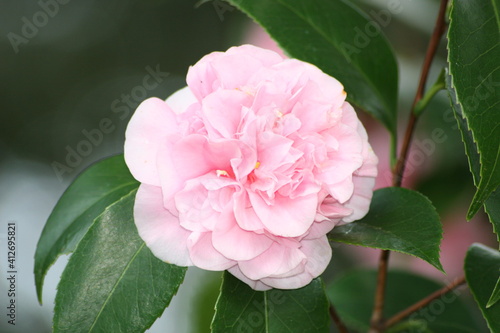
[329, 303, 349, 333]
[369, 1, 450, 332]
[369, 250, 391, 332]
[384, 276, 466, 328]
[392, 0, 449, 188]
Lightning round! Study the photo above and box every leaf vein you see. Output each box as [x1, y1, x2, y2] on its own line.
[87, 242, 146, 332]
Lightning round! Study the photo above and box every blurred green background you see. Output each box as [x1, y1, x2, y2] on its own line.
[1, 0, 246, 172]
[0, 0, 496, 332]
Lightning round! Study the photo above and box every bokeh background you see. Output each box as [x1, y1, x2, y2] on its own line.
[0, 0, 497, 332]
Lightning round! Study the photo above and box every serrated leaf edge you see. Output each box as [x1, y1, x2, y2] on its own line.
[446, 0, 500, 219]
[465, 243, 500, 332]
[486, 274, 500, 308]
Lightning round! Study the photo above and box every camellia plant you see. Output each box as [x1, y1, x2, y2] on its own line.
[35, 0, 499, 332]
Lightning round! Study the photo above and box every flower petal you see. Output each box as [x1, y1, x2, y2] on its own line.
[134, 184, 192, 266]
[125, 98, 178, 186]
[187, 232, 235, 271]
[212, 208, 273, 261]
[233, 190, 266, 231]
[304, 219, 337, 240]
[227, 266, 272, 291]
[249, 191, 318, 237]
[238, 241, 306, 281]
[157, 135, 242, 208]
[175, 179, 217, 232]
[341, 175, 376, 223]
[261, 236, 331, 289]
[257, 132, 298, 171]
[202, 89, 252, 139]
[186, 45, 283, 100]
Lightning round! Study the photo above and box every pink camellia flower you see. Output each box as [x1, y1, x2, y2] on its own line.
[124, 45, 378, 290]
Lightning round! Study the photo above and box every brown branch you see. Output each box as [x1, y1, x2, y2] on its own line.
[369, 1, 450, 332]
[384, 276, 466, 329]
[369, 250, 391, 332]
[392, 0, 449, 188]
[329, 303, 349, 333]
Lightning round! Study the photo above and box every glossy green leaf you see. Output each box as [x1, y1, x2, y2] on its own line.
[225, 0, 398, 139]
[485, 190, 500, 243]
[447, 0, 500, 219]
[327, 270, 483, 332]
[488, 276, 500, 308]
[465, 243, 500, 332]
[192, 271, 222, 333]
[34, 154, 139, 303]
[211, 272, 329, 333]
[54, 190, 187, 333]
[329, 187, 444, 271]
[447, 73, 500, 242]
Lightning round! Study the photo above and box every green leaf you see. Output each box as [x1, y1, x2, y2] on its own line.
[192, 271, 222, 333]
[484, 190, 500, 243]
[54, 190, 187, 333]
[326, 269, 482, 332]
[487, 276, 500, 308]
[35, 154, 139, 303]
[225, 0, 398, 139]
[329, 187, 444, 271]
[465, 243, 500, 332]
[446, 73, 500, 242]
[211, 272, 329, 333]
[447, 0, 500, 219]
